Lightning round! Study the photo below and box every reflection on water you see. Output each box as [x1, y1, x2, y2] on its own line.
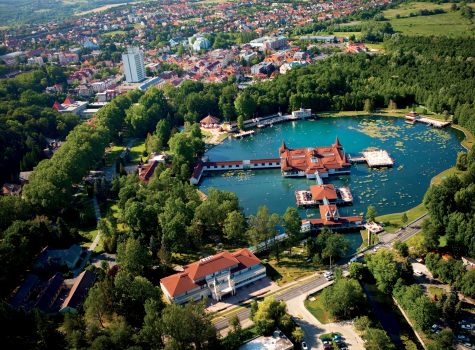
[201, 116, 464, 217]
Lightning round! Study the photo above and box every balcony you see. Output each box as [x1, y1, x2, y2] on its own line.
[233, 265, 266, 284]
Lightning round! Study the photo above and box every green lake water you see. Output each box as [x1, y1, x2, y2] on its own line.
[200, 116, 465, 221]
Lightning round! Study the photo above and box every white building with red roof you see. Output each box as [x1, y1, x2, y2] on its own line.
[279, 137, 351, 179]
[52, 96, 89, 115]
[160, 248, 266, 304]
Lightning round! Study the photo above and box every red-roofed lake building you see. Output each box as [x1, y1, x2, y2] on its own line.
[160, 248, 265, 304]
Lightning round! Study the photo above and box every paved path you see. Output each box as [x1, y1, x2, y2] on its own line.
[214, 214, 428, 344]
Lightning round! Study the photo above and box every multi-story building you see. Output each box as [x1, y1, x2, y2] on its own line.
[249, 35, 287, 50]
[160, 248, 266, 305]
[122, 46, 146, 83]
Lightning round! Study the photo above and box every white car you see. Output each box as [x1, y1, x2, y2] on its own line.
[462, 324, 473, 330]
[322, 341, 332, 345]
[301, 341, 308, 350]
[326, 275, 334, 281]
[463, 343, 473, 349]
[373, 247, 379, 252]
[414, 269, 423, 277]
[324, 272, 333, 277]
[431, 324, 438, 332]
[458, 335, 469, 340]
[350, 257, 357, 263]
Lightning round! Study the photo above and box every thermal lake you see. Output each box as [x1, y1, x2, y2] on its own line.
[200, 116, 465, 220]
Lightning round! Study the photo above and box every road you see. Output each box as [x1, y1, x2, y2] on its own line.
[214, 214, 428, 335]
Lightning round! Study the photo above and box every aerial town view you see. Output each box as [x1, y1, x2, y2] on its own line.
[2, 0, 475, 349]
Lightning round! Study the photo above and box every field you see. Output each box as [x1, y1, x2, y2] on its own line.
[305, 290, 331, 324]
[375, 203, 427, 233]
[102, 30, 127, 37]
[76, 2, 140, 16]
[126, 139, 145, 165]
[382, 2, 475, 36]
[431, 167, 466, 186]
[103, 141, 128, 167]
[452, 124, 474, 150]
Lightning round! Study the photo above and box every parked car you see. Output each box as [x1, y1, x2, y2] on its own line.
[414, 269, 423, 277]
[462, 325, 473, 330]
[458, 335, 469, 341]
[373, 246, 379, 252]
[301, 341, 308, 350]
[459, 320, 467, 325]
[431, 324, 438, 333]
[322, 340, 332, 345]
[324, 272, 333, 277]
[350, 257, 357, 263]
[337, 343, 346, 349]
[326, 275, 333, 281]
[323, 345, 333, 350]
[333, 335, 342, 340]
[463, 343, 473, 349]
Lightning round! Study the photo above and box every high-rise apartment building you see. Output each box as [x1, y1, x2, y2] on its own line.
[122, 47, 145, 83]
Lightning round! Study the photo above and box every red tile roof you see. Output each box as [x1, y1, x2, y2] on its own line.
[161, 248, 261, 297]
[63, 96, 77, 105]
[60, 270, 95, 311]
[310, 184, 337, 201]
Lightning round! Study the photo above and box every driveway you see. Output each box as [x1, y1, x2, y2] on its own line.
[286, 281, 366, 350]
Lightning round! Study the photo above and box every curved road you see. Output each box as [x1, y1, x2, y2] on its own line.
[214, 214, 428, 332]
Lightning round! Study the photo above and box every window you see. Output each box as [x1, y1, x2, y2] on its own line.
[221, 166, 225, 168]
[261, 163, 265, 166]
[236, 165, 239, 168]
[214, 166, 217, 169]
[269, 163, 272, 165]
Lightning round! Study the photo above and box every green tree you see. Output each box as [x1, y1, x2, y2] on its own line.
[354, 315, 370, 336]
[223, 210, 246, 241]
[321, 278, 365, 319]
[156, 119, 171, 146]
[393, 240, 409, 258]
[365, 248, 399, 295]
[283, 207, 302, 256]
[237, 115, 245, 130]
[366, 206, 377, 222]
[160, 297, 220, 349]
[401, 213, 408, 226]
[116, 238, 153, 277]
[349, 262, 367, 282]
[253, 297, 287, 335]
[364, 99, 373, 113]
[364, 328, 395, 350]
[322, 232, 350, 268]
[407, 296, 439, 330]
[292, 327, 305, 343]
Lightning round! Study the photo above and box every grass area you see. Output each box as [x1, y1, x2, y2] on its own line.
[216, 132, 233, 143]
[79, 227, 98, 246]
[102, 30, 127, 37]
[126, 138, 145, 165]
[103, 141, 128, 168]
[365, 43, 384, 52]
[389, 11, 475, 37]
[305, 290, 331, 324]
[428, 286, 447, 298]
[261, 249, 324, 286]
[431, 167, 466, 186]
[171, 252, 204, 267]
[376, 203, 427, 233]
[452, 124, 474, 150]
[331, 31, 361, 38]
[76, 2, 139, 16]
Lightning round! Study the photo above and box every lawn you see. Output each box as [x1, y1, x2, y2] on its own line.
[376, 203, 427, 233]
[331, 31, 361, 38]
[431, 167, 466, 186]
[103, 141, 128, 168]
[428, 286, 447, 298]
[388, 11, 475, 37]
[172, 252, 204, 267]
[79, 227, 98, 246]
[260, 246, 325, 286]
[452, 124, 474, 150]
[126, 138, 145, 165]
[305, 290, 331, 324]
[365, 43, 384, 52]
[102, 30, 127, 37]
[216, 132, 233, 143]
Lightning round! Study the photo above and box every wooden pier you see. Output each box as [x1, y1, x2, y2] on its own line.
[348, 150, 394, 167]
[233, 130, 255, 139]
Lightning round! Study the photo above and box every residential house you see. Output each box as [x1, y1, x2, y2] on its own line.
[59, 270, 96, 314]
[34, 244, 82, 270]
[2, 183, 22, 196]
